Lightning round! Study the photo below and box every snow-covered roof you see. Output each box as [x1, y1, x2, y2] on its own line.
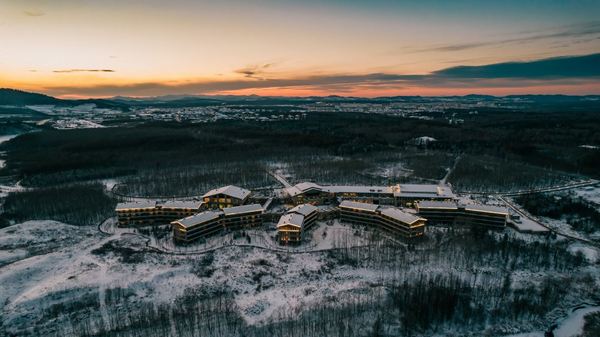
[338, 200, 379, 212]
[288, 204, 318, 217]
[392, 184, 455, 199]
[223, 204, 263, 216]
[202, 185, 251, 200]
[174, 211, 222, 228]
[416, 200, 459, 210]
[285, 182, 323, 197]
[463, 204, 508, 216]
[116, 200, 156, 211]
[276, 213, 305, 228]
[324, 185, 392, 195]
[285, 181, 454, 200]
[161, 201, 203, 210]
[379, 207, 424, 225]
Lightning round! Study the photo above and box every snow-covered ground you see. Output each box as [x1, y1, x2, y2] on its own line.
[571, 184, 600, 206]
[505, 306, 600, 337]
[2, 217, 599, 336]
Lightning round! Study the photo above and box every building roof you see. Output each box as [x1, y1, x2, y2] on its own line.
[324, 185, 392, 195]
[161, 201, 203, 209]
[202, 185, 251, 200]
[463, 204, 508, 216]
[416, 200, 459, 210]
[379, 207, 424, 225]
[116, 200, 157, 211]
[175, 210, 222, 228]
[284, 182, 323, 197]
[339, 200, 380, 212]
[222, 204, 263, 216]
[276, 213, 305, 228]
[288, 204, 318, 217]
[393, 184, 455, 199]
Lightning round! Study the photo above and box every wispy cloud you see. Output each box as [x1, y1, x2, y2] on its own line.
[413, 21, 600, 53]
[53, 69, 115, 73]
[23, 9, 45, 17]
[234, 63, 275, 79]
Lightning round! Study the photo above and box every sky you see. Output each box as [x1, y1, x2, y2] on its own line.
[1, 0, 599, 98]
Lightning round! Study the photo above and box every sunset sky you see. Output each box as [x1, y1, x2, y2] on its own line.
[1, 0, 599, 98]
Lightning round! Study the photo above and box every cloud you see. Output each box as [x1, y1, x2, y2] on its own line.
[42, 53, 600, 97]
[23, 9, 45, 17]
[414, 21, 600, 53]
[234, 63, 275, 79]
[433, 53, 600, 79]
[53, 69, 115, 73]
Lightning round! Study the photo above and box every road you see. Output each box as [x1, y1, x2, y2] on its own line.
[499, 195, 600, 248]
[440, 154, 461, 185]
[458, 179, 599, 196]
[268, 170, 292, 188]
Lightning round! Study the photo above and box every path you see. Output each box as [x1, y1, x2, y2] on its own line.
[440, 154, 461, 185]
[499, 195, 600, 248]
[268, 170, 292, 188]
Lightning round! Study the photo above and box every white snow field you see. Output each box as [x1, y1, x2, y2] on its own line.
[1, 218, 599, 336]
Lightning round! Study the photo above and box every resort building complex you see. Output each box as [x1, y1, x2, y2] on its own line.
[284, 182, 455, 207]
[339, 200, 427, 238]
[171, 204, 264, 243]
[276, 204, 319, 245]
[202, 185, 251, 209]
[415, 201, 508, 229]
[114, 182, 509, 245]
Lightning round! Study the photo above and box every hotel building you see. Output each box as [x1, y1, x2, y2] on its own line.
[276, 204, 319, 245]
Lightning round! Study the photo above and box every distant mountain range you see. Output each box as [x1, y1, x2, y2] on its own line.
[1, 88, 598, 107]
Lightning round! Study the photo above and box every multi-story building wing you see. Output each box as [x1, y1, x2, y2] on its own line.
[277, 204, 319, 245]
[277, 213, 305, 244]
[414, 201, 458, 225]
[285, 182, 455, 207]
[221, 204, 264, 231]
[379, 207, 426, 237]
[460, 204, 508, 228]
[171, 204, 263, 243]
[171, 211, 223, 243]
[339, 200, 380, 225]
[202, 185, 251, 209]
[416, 201, 508, 229]
[116, 200, 203, 227]
[160, 200, 204, 219]
[339, 200, 426, 238]
[115, 201, 158, 227]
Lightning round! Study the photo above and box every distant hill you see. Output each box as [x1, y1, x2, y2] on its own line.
[0, 88, 129, 110]
[0, 88, 60, 105]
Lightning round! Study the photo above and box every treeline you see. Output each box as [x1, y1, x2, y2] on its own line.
[516, 193, 600, 234]
[448, 154, 575, 192]
[115, 163, 275, 197]
[2, 107, 599, 190]
[1, 183, 116, 226]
